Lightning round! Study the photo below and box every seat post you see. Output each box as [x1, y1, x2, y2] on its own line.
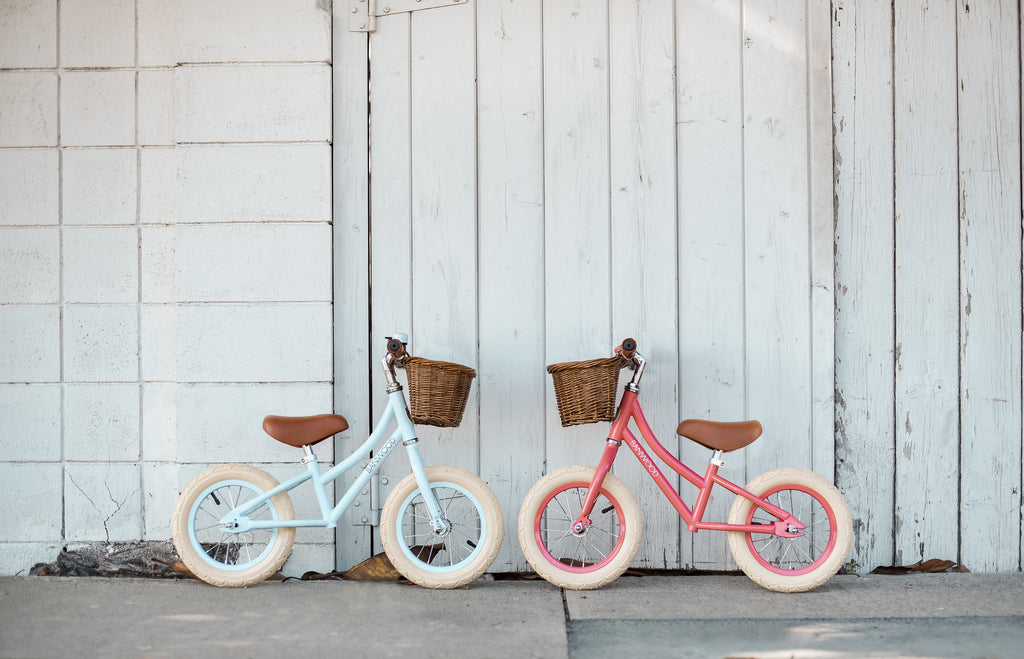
[299, 444, 332, 520]
[710, 449, 725, 468]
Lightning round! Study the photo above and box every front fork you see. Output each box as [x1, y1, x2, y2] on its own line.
[387, 381, 449, 536]
[404, 437, 449, 535]
[572, 439, 622, 534]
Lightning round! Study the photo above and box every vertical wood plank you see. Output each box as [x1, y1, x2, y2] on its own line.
[956, 0, 1022, 571]
[542, 0, 613, 470]
[477, 0, 546, 572]
[742, 0, 814, 477]
[807, 0, 836, 483]
[609, 0, 680, 569]
[410, 2, 479, 472]
[369, 12, 414, 394]
[893, 0, 959, 565]
[832, 0, 897, 572]
[676, 0, 747, 570]
[332, 8, 372, 570]
[369, 14, 415, 493]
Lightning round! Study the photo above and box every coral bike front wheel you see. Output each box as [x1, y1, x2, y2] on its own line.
[727, 467, 852, 593]
[518, 465, 642, 590]
[379, 465, 503, 589]
[172, 464, 295, 587]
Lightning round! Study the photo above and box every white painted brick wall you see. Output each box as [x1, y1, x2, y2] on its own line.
[0, 0, 57, 68]
[1, 464, 64, 540]
[174, 384, 334, 463]
[62, 149, 138, 225]
[140, 305, 176, 380]
[139, 148, 177, 223]
[174, 223, 332, 301]
[62, 227, 139, 301]
[0, 385, 61, 461]
[0, 227, 61, 303]
[64, 384, 141, 461]
[0, 149, 59, 225]
[64, 463, 142, 541]
[63, 305, 139, 381]
[137, 0, 174, 67]
[176, 0, 331, 63]
[60, 71, 136, 146]
[0, 72, 58, 147]
[175, 145, 331, 222]
[175, 304, 332, 382]
[0, 0, 336, 576]
[0, 306, 61, 381]
[138, 70, 175, 145]
[175, 64, 332, 143]
[60, 0, 135, 68]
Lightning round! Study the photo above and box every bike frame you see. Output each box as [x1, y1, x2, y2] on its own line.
[219, 383, 445, 534]
[575, 381, 805, 539]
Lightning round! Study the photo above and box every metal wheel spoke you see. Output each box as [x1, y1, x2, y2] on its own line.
[776, 539, 798, 566]
[790, 539, 815, 565]
[552, 493, 576, 522]
[581, 534, 609, 560]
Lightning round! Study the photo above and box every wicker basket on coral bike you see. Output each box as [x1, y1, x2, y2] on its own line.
[403, 357, 476, 428]
[547, 356, 624, 427]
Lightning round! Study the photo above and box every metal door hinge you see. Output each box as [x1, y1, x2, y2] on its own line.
[350, 0, 468, 32]
[352, 469, 386, 526]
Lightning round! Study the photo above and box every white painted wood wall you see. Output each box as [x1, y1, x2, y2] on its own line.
[334, 0, 1023, 574]
[834, 0, 1023, 573]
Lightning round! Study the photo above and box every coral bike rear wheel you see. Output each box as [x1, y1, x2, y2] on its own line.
[728, 467, 852, 593]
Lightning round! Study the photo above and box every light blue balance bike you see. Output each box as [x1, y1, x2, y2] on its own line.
[171, 335, 503, 589]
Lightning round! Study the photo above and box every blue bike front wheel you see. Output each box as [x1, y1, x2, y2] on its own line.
[379, 466, 503, 589]
[172, 463, 296, 587]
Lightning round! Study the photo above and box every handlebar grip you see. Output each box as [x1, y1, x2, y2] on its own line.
[386, 338, 406, 358]
[617, 338, 637, 361]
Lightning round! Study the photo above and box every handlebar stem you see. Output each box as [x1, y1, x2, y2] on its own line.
[624, 352, 646, 392]
[382, 354, 403, 393]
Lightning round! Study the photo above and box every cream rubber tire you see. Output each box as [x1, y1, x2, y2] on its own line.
[379, 465, 503, 589]
[518, 465, 642, 590]
[172, 463, 296, 587]
[727, 467, 852, 593]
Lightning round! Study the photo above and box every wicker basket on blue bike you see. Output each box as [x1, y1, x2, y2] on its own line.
[404, 357, 476, 428]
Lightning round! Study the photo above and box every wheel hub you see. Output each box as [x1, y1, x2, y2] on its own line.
[571, 517, 592, 535]
[431, 517, 452, 536]
[222, 516, 250, 532]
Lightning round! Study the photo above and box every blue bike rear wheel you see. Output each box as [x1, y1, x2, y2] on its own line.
[172, 464, 296, 587]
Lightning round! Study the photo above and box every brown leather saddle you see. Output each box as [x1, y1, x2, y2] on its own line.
[676, 419, 762, 452]
[262, 414, 349, 447]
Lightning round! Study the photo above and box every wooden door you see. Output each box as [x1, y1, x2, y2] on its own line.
[333, 0, 834, 573]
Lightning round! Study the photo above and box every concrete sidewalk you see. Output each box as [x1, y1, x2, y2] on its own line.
[1, 572, 1022, 658]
